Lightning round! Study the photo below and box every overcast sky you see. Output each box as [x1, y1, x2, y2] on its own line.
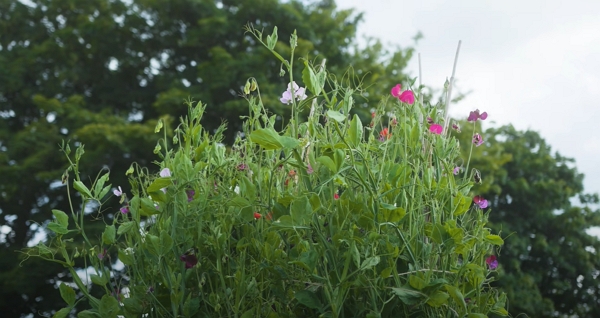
[336, 0, 600, 200]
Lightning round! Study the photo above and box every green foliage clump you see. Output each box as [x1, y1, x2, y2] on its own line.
[26, 28, 506, 317]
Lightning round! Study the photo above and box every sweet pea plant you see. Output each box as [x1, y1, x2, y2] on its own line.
[27, 26, 507, 317]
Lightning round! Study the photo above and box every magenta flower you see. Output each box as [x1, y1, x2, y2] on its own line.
[120, 206, 129, 214]
[473, 196, 488, 209]
[468, 109, 488, 122]
[486, 255, 498, 270]
[429, 124, 443, 135]
[113, 186, 123, 197]
[472, 133, 484, 147]
[280, 81, 307, 104]
[390, 84, 415, 104]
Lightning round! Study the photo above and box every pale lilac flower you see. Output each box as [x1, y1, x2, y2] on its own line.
[160, 168, 171, 177]
[113, 186, 123, 197]
[280, 82, 307, 104]
[473, 133, 484, 147]
[453, 166, 461, 175]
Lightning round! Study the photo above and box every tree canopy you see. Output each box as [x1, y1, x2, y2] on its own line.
[0, 0, 414, 315]
[453, 121, 600, 317]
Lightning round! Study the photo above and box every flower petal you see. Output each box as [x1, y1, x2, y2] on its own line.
[390, 84, 402, 97]
[398, 90, 415, 104]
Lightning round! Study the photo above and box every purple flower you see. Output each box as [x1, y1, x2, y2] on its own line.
[452, 123, 461, 133]
[237, 163, 248, 171]
[180, 249, 198, 269]
[453, 166, 461, 175]
[160, 168, 171, 177]
[97, 248, 107, 260]
[472, 133, 484, 147]
[473, 196, 488, 209]
[426, 117, 434, 125]
[280, 82, 307, 104]
[120, 206, 129, 214]
[186, 189, 195, 202]
[113, 186, 123, 197]
[486, 255, 498, 270]
[468, 109, 488, 122]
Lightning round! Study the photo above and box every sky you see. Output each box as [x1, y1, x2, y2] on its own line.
[336, 0, 600, 198]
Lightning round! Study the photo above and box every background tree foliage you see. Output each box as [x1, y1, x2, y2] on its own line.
[453, 121, 600, 317]
[0, 0, 414, 315]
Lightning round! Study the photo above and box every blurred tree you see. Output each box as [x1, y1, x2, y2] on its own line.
[452, 121, 600, 317]
[0, 0, 415, 315]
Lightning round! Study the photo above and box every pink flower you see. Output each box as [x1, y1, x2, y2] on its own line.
[468, 109, 488, 122]
[280, 82, 307, 104]
[486, 255, 498, 270]
[113, 186, 123, 197]
[390, 84, 415, 104]
[120, 206, 130, 214]
[237, 163, 248, 171]
[307, 163, 314, 174]
[429, 124, 443, 135]
[473, 196, 488, 209]
[334, 193, 340, 200]
[453, 166, 461, 175]
[472, 133, 484, 147]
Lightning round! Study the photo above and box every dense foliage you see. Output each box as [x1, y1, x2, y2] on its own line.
[453, 122, 600, 317]
[0, 0, 413, 315]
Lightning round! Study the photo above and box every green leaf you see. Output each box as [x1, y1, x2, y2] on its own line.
[485, 234, 504, 246]
[409, 275, 427, 290]
[147, 177, 171, 193]
[183, 295, 200, 317]
[426, 290, 449, 307]
[230, 196, 251, 208]
[453, 192, 471, 216]
[467, 314, 487, 318]
[360, 256, 380, 271]
[99, 294, 120, 318]
[348, 114, 363, 146]
[122, 297, 143, 314]
[266, 26, 278, 50]
[160, 230, 174, 254]
[53, 307, 71, 318]
[59, 283, 76, 306]
[302, 61, 322, 96]
[90, 274, 107, 286]
[317, 156, 337, 173]
[117, 221, 135, 235]
[52, 210, 69, 228]
[77, 310, 101, 318]
[139, 197, 160, 216]
[445, 284, 467, 314]
[295, 290, 322, 310]
[391, 287, 425, 305]
[240, 309, 255, 318]
[250, 128, 283, 150]
[93, 173, 110, 198]
[290, 196, 312, 225]
[380, 267, 393, 278]
[73, 181, 93, 198]
[118, 248, 134, 266]
[381, 204, 406, 223]
[48, 222, 69, 235]
[102, 225, 116, 245]
[326, 110, 346, 123]
[279, 135, 300, 149]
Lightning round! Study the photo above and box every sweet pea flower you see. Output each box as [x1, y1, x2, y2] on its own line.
[473, 196, 488, 209]
[160, 168, 171, 177]
[120, 206, 130, 214]
[334, 193, 340, 200]
[180, 251, 198, 269]
[379, 127, 390, 141]
[186, 189, 195, 202]
[429, 124, 443, 135]
[472, 133, 484, 147]
[486, 255, 498, 270]
[390, 84, 415, 104]
[452, 123, 461, 133]
[453, 166, 461, 175]
[307, 163, 314, 174]
[468, 109, 488, 122]
[254, 212, 262, 219]
[113, 186, 123, 197]
[280, 81, 307, 104]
